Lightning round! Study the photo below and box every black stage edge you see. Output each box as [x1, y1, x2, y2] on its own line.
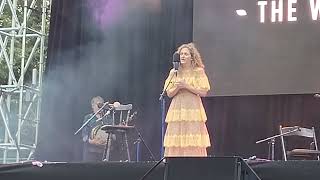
[251, 160, 320, 180]
[165, 157, 260, 180]
[0, 161, 165, 180]
[1, 158, 320, 180]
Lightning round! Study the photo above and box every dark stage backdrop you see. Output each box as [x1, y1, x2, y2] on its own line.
[36, 0, 320, 162]
[204, 94, 320, 160]
[36, 0, 193, 161]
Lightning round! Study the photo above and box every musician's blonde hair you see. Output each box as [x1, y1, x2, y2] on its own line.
[91, 96, 104, 105]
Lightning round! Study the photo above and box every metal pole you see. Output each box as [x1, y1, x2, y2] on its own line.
[15, 0, 28, 162]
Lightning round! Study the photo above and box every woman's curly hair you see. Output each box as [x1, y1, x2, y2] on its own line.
[176, 42, 205, 68]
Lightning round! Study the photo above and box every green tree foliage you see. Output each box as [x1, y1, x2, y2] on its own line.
[0, 0, 50, 85]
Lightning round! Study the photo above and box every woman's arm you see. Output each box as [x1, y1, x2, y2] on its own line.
[181, 68, 210, 97]
[166, 84, 181, 98]
[181, 82, 208, 97]
[165, 70, 181, 98]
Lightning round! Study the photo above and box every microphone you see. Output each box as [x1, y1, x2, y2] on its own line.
[248, 155, 256, 160]
[97, 102, 109, 109]
[121, 111, 137, 125]
[295, 126, 301, 131]
[97, 103, 103, 108]
[129, 111, 138, 121]
[105, 101, 121, 115]
[105, 107, 115, 115]
[172, 52, 180, 73]
[96, 102, 110, 116]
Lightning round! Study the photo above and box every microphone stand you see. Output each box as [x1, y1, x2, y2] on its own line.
[134, 126, 156, 161]
[74, 101, 109, 135]
[141, 61, 179, 180]
[159, 72, 176, 158]
[139, 156, 166, 180]
[126, 111, 155, 161]
[255, 127, 300, 160]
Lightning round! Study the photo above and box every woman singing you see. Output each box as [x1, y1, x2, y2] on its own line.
[163, 42, 211, 157]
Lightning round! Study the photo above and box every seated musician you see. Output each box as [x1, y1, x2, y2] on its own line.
[82, 96, 113, 162]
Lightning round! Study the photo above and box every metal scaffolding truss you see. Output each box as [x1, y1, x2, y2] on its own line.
[0, 0, 50, 163]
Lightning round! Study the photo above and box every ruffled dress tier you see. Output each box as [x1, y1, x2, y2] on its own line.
[164, 67, 211, 157]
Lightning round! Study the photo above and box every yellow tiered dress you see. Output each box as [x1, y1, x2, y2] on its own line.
[163, 67, 211, 157]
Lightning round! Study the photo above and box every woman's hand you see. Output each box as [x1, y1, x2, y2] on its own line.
[174, 80, 188, 89]
[167, 79, 188, 98]
[176, 80, 208, 97]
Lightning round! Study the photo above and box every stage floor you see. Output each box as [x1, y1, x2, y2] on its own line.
[1, 158, 320, 180]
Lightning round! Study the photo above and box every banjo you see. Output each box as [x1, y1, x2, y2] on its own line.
[90, 124, 110, 145]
